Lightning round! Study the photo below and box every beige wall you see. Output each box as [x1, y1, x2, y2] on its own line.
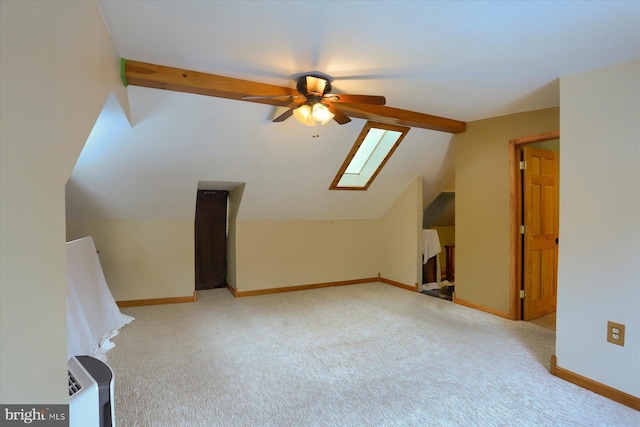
[67, 220, 195, 301]
[226, 184, 246, 290]
[454, 108, 560, 312]
[380, 177, 423, 287]
[233, 177, 423, 293]
[557, 59, 639, 397]
[67, 177, 424, 298]
[67, 185, 244, 301]
[0, 2, 128, 403]
[69, 178, 423, 299]
[235, 219, 380, 291]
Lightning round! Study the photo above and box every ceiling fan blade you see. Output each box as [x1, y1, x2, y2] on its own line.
[326, 102, 351, 125]
[273, 108, 295, 122]
[272, 100, 305, 123]
[242, 95, 303, 101]
[324, 94, 386, 105]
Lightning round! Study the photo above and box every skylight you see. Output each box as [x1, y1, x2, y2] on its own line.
[330, 122, 410, 190]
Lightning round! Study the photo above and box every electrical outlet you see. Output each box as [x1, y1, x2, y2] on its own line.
[607, 321, 625, 347]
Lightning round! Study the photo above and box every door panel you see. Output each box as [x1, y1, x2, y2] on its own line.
[523, 146, 558, 321]
[195, 190, 228, 290]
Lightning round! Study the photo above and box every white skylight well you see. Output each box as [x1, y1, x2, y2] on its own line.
[330, 122, 410, 190]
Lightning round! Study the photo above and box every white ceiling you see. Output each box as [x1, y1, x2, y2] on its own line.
[66, 1, 640, 221]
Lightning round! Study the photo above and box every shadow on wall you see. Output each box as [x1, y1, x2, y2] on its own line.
[423, 192, 455, 228]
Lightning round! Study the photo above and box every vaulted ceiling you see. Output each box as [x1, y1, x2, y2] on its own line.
[66, 1, 640, 221]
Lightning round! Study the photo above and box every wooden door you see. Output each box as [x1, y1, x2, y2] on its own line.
[195, 190, 228, 290]
[522, 147, 559, 320]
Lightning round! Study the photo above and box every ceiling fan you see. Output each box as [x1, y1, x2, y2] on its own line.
[120, 59, 466, 134]
[243, 74, 387, 126]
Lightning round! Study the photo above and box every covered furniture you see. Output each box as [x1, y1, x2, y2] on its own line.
[67, 236, 134, 362]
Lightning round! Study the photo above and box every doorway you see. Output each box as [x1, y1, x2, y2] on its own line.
[508, 131, 560, 322]
[195, 189, 228, 290]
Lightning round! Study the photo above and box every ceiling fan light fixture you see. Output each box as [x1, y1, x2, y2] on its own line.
[297, 75, 331, 96]
[306, 75, 328, 96]
[312, 102, 334, 124]
[293, 102, 334, 126]
[292, 104, 315, 126]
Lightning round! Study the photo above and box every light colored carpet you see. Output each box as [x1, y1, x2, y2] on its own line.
[108, 282, 639, 426]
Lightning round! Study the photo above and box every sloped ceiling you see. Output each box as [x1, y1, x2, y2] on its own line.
[66, 1, 640, 221]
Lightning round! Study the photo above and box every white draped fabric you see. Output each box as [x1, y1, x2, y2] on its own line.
[422, 229, 442, 262]
[66, 236, 134, 362]
[422, 229, 442, 284]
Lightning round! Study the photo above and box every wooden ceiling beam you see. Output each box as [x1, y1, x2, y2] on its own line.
[122, 59, 467, 134]
[123, 59, 298, 105]
[335, 103, 466, 134]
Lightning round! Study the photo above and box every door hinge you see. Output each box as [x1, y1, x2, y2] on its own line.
[519, 161, 527, 170]
[520, 290, 526, 299]
[520, 225, 527, 234]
